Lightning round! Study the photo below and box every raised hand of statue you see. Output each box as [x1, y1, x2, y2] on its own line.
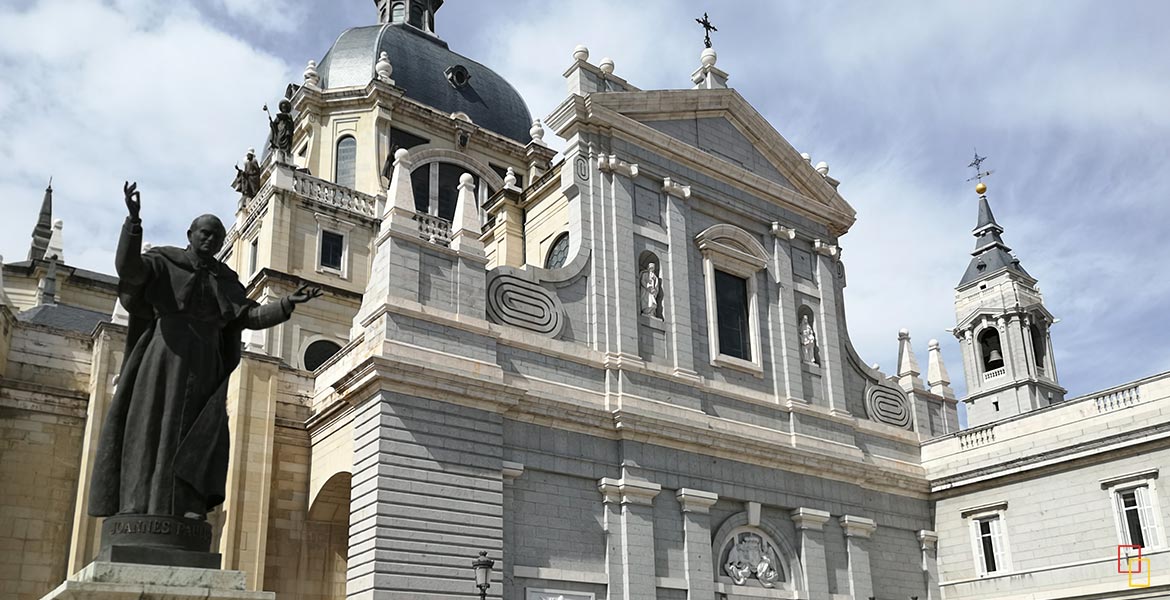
[123, 181, 141, 220]
[287, 284, 323, 305]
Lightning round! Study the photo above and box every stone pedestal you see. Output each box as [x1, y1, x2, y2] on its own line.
[98, 514, 220, 569]
[39, 561, 273, 600]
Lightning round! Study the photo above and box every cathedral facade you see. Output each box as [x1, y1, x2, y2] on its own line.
[1, 2, 1166, 600]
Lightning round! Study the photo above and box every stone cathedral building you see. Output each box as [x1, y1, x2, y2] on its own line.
[1, 2, 1167, 600]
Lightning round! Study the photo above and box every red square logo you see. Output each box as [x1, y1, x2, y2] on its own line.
[1118, 545, 1143, 573]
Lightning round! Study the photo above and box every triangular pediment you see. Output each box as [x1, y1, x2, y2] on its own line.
[581, 89, 857, 234]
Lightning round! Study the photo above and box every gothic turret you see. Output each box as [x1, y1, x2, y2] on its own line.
[953, 169, 1065, 427]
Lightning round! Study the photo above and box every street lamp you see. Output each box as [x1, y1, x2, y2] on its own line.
[472, 550, 494, 600]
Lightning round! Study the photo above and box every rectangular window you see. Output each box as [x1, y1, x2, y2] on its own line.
[248, 238, 259, 275]
[714, 269, 750, 361]
[320, 230, 344, 271]
[978, 519, 998, 572]
[1117, 486, 1159, 548]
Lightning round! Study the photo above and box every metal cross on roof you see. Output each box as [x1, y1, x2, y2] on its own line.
[695, 12, 717, 49]
[966, 149, 994, 184]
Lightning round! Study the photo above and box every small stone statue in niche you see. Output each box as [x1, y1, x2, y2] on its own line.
[231, 148, 262, 199]
[265, 99, 295, 163]
[640, 262, 661, 317]
[800, 314, 818, 364]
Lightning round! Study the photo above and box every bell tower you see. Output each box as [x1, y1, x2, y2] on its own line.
[952, 156, 1065, 427]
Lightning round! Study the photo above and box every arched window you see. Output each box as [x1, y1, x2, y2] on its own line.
[545, 233, 569, 269]
[410, 161, 480, 220]
[408, 1, 425, 28]
[335, 136, 357, 189]
[391, 1, 405, 23]
[304, 339, 342, 371]
[979, 328, 1004, 373]
[1030, 324, 1046, 369]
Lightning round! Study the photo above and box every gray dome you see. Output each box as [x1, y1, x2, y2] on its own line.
[318, 24, 532, 144]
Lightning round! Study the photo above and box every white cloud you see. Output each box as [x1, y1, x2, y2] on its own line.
[0, 0, 294, 265]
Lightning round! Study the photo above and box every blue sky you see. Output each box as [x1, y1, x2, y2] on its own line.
[1, 0, 1167, 412]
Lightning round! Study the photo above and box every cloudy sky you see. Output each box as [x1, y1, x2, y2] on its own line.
[2, 0, 1167, 416]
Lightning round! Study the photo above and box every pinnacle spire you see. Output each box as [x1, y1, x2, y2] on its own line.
[28, 179, 53, 262]
[958, 158, 1028, 287]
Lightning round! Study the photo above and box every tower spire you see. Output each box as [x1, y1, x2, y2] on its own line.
[28, 178, 53, 262]
[958, 155, 1028, 287]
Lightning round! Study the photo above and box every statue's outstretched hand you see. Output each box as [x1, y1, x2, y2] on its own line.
[123, 181, 141, 219]
[287, 284, 323, 305]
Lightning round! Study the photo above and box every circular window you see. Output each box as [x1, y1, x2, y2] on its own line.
[445, 65, 471, 89]
[544, 233, 569, 269]
[303, 339, 342, 371]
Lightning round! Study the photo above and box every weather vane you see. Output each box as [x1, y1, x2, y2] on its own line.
[966, 149, 994, 194]
[695, 12, 717, 49]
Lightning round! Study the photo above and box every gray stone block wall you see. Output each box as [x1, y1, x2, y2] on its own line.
[348, 392, 504, 599]
[642, 118, 795, 190]
[510, 469, 607, 573]
[652, 489, 685, 579]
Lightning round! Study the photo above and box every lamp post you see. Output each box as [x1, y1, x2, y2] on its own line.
[472, 550, 494, 600]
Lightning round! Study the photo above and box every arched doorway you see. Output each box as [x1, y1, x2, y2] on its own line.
[299, 471, 351, 600]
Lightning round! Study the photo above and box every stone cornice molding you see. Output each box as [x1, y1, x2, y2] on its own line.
[790, 507, 831, 531]
[917, 529, 939, 550]
[294, 79, 531, 162]
[676, 488, 718, 513]
[839, 515, 877, 538]
[598, 476, 661, 506]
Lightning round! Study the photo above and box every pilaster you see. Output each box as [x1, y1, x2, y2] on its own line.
[486, 190, 524, 269]
[918, 530, 940, 600]
[219, 353, 281, 590]
[663, 179, 698, 379]
[813, 248, 848, 415]
[839, 516, 876, 600]
[770, 224, 804, 402]
[67, 322, 126, 574]
[791, 507, 831, 600]
[452, 173, 488, 319]
[676, 489, 718, 598]
[599, 476, 661, 600]
[502, 462, 524, 600]
[596, 154, 641, 361]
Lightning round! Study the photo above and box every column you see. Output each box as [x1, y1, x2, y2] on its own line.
[791, 507, 831, 600]
[839, 516, 876, 600]
[918, 530, 940, 600]
[599, 476, 661, 600]
[677, 489, 718, 598]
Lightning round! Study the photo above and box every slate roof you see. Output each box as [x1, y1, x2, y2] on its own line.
[17, 303, 111, 335]
[4, 260, 118, 287]
[318, 24, 532, 143]
[959, 195, 1031, 287]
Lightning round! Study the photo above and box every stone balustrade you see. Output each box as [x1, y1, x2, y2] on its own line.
[413, 213, 452, 246]
[292, 170, 377, 218]
[1093, 384, 1141, 413]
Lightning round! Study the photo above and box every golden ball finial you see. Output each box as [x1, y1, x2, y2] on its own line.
[975, 182, 987, 195]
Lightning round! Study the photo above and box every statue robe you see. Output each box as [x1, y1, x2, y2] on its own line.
[88, 217, 292, 517]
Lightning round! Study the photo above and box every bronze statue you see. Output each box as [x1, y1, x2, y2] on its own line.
[89, 182, 321, 525]
[231, 148, 262, 198]
[265, 99, 295, 162]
